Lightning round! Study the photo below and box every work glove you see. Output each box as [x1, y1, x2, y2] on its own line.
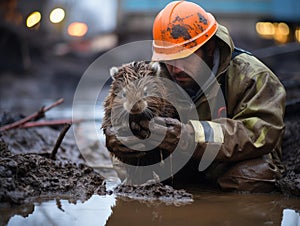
[144, 117, 196, 153]
[104, 126, 145, 153]
[104, 117, 196, 163]
[104, 126, 143, 165]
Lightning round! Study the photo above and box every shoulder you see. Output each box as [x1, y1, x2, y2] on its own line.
[225, 52, 285, 113]
[227, 52, 281, 87]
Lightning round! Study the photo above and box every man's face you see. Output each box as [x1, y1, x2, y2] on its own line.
[164, 49, 211, 93]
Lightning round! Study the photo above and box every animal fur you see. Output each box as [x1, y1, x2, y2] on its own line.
[102, 61, 178, 165]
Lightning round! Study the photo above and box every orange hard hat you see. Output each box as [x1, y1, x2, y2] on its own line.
[152, 1, 218, 61]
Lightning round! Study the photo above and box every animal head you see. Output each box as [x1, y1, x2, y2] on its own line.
[108, 61, 167, 117]
[109, 61, 161, 82]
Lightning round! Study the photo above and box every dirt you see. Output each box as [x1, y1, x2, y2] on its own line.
[0, 113, 195, 206]
[0, 138, 107, 205]
[114, 183, 193, 206]
[276, 108, 300, 196]
[170, 24, 192, 40]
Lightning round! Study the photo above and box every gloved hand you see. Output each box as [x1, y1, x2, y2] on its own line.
[145, 117, 196, 153]
[105, 117, 196, 159]
[104, 126, 146, 154]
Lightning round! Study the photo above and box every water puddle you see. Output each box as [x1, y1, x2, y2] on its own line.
[4, 195, 115, 226]
[1, 192, 299, 226]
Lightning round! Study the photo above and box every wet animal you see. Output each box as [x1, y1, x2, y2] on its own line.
[102, 61, 178, 165]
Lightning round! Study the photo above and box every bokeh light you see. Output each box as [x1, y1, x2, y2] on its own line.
[295, 28, 300, 42]
[49, 8, 65, 24]
[273, 22, 290, 43]
[67, 22, 88, 37]
[26, 11, 41, 28]
[256, 22, 275, 39]
[256, 21, 291, 43]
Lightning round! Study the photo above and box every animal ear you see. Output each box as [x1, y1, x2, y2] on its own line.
[109, 67, 119, 80]
[150, 62, 161, 76]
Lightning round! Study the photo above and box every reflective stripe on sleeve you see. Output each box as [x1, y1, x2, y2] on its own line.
[189, 120, 224, 144]
[189, 120, 205, 143]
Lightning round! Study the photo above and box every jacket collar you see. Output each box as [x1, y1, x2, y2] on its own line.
[214, 24, 234, 77]
[192, 24, 234, 105]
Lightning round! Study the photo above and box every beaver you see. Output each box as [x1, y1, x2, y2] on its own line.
[102, 61, 179, 166]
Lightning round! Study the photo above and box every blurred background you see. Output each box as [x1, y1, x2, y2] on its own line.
[0, 0, 299, 116]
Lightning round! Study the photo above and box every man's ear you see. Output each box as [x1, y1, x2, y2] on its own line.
[109, 67, 119, 80]
[150, 62, 161, 76]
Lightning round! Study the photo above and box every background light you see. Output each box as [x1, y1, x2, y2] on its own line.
[273, 22, 290, 43]
[295, 28, 300, 42]
[26, 11, 41, 28]
[256, 21, 292, 44]
[256, 22, 275, 39]
[277, 23, 290, 36]
[67, 22, 88, 37]
[50, 8, 65, 24]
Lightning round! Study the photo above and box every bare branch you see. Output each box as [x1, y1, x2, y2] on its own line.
[21, 119, 82, 128]
[0, 98, 64, 132]
[50, 123, 72, 160]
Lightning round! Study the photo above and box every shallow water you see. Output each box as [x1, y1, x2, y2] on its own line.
[1, 191, 299, 226]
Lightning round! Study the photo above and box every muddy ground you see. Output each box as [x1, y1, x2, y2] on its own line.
[0, 132, 107, 205]
[276, 105, 300, 196]
[0, 113, 194, 206]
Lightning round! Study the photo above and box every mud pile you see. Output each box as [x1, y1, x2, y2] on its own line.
[0, 139, 107, 204]
[276, 113, 300, 196]
[0, 113, 194, 205]
[114, 183, 193, 205]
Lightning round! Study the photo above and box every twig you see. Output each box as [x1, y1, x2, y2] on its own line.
[0, 98, 64, 132]
[21, 119, 82, 128]
[50, 123, 71, 160]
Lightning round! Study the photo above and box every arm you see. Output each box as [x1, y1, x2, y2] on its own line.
[191, 63, 286, 162]
[148, 62, 286, 165]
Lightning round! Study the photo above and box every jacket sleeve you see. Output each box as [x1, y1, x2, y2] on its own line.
[189, 55, 286, 162]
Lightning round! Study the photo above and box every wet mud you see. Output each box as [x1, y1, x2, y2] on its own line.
[169, 24, 192, 40]
[0, 113, 194, 206]
[113, 183, 193, 206]
[0, 138, 107, 205]
[276, 110, 300, 196]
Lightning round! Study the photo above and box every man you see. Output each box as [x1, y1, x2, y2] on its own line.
[105, 1, 286, 192]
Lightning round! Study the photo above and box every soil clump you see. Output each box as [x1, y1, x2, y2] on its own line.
[0, 138, 107, 205]
[276, 105, 300, 196]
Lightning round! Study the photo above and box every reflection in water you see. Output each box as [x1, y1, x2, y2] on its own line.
[3, 192, 299, 226]
[7, 195, 116, 226]
[107, 192, 300, 226]
[281, 209, 300, 226]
